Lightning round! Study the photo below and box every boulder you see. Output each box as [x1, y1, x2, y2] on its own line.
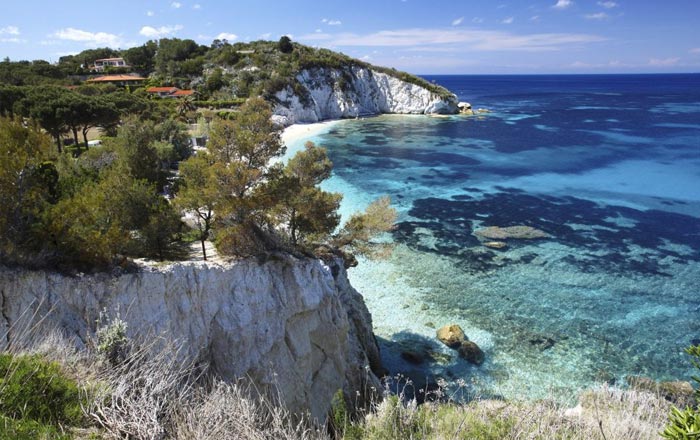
[436, 324, 466, 348]
[458, 341, 485, 365]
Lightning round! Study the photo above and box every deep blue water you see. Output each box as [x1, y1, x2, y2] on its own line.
[289, 74, 700, 401]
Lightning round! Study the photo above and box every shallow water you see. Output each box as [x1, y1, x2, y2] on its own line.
[285, 74, 700, 401]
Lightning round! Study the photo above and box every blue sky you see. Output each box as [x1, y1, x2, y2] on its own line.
[1, 0, 699, 74]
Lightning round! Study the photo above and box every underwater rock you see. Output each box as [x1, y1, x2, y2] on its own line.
[437, 324, 467, 348]
[458, 341, 485, 365]
[401, 350, 425, 365]
[474, 225, 550, 240]
[529, 336, 556, 351]
[483, 241, 507, 249]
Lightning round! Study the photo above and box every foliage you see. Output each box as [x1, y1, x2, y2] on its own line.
[333, 196, 398, 261]
[662, 345, 700, 439]
[0, 118, 54, 263]
[0, 414, 71, 440]
[0, 115, 185, 270]
[267, 142, 341, 247]
[0, 353, 85, 427]
[96, 310, 130, 367]
[278, 36, 294, 54]
[175, 153, 217, 260]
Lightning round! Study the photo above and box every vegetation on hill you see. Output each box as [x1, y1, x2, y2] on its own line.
[1, 37, 453, 103]
[0, 94, 395, 271]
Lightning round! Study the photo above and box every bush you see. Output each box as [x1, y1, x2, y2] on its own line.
[0, 414, 71, 440]
[95, 310, 129, 366]
[0, 353, 85, 427]
[662, 345, 700, 439]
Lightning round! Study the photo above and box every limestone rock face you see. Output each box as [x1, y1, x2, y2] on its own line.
[272, 66, 458, 126]
[0, 256, 381, 422]
[436, 324, 466, 349]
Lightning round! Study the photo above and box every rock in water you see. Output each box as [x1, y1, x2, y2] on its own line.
[458, 341, 485, 365]
[474, 225, 549, 240]
[436, 324, 466, 348]
[483, 241, 507, 249]
[400, 350, 425, 365]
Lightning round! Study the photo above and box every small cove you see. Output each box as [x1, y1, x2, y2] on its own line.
[283, 74, 700, 401]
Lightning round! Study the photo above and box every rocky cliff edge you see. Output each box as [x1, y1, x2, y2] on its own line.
[0, 255, 382, 422]
[272, 66, 458, 126]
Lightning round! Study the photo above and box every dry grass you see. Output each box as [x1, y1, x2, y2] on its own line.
[351, 380, 673, 440]
[0, 307, 679, 439]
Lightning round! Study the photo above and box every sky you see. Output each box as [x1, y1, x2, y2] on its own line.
[1, 0, 699, 74]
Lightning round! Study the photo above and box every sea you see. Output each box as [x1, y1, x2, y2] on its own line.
[284, 74, 700, 402]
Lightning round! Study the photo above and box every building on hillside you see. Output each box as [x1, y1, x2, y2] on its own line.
[86, 74, 146, 87]
[146, 86, 196, 98]
[146, 86, 179, 97]
[92, 57, 130, 72]
[171, 89, 195, 97]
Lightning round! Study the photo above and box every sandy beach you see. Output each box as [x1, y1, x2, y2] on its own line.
[280, 120, 341, 152]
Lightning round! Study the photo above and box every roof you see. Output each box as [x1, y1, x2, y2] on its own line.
[94, 57, 125, 62]
[86, 74, 146, 82]
[171, 89, 195, 96]
[147, 86, 178, 93]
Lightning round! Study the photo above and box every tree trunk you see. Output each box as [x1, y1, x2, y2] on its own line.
[200, 238, 207, 261]
[54, 135, 62, 154]
[71, 126, 80, 151]
[82, 127, 90, 150]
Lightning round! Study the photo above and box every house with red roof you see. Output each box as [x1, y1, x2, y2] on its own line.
[146, 86, 195, 98]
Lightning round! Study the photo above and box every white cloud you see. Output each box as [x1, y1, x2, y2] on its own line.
[530, 15, 540, 21]
[139, 25, 183, 38]
[327, 20, 342, 26]
[146, 10, 154, 16]
[193, 3, 201, 9]
[52, 27, 124, 47]
[597, 1, 618, 8]
[452, 17, 464, 26]
[0, 26, 20, 35]
[472, 17, 484, 24]
[502, 17, 514, 24]
[216, 32, 237, 41]
[0, 37, 22, 43]
[171, 2, 182, 8]
[552, 0, 573, 10]
[298, 27, 606, 52]
[649, 57, 680, 66]
[585, 12, 609, 20]
[259, 32, 272, 39]
[690, 48, 700, 54]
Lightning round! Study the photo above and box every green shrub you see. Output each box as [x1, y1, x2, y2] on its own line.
[662, 345, 700, 439]
[0, 353, 85, 427]
[0, 414, 71, 440]
[96, 310, 130, 366]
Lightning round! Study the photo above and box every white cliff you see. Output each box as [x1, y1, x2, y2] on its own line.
[0, 255, 382, 421]
[272, 66, 458, 126]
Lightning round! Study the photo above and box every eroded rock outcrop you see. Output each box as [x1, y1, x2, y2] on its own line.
[272, 66, 459, 126]
[0, 255, 382, 421]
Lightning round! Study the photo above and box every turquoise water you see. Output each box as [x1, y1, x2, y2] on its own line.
[285, 74, 700, 401]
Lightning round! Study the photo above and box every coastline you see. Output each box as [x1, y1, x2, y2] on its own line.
[281, 120, 342, 152]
